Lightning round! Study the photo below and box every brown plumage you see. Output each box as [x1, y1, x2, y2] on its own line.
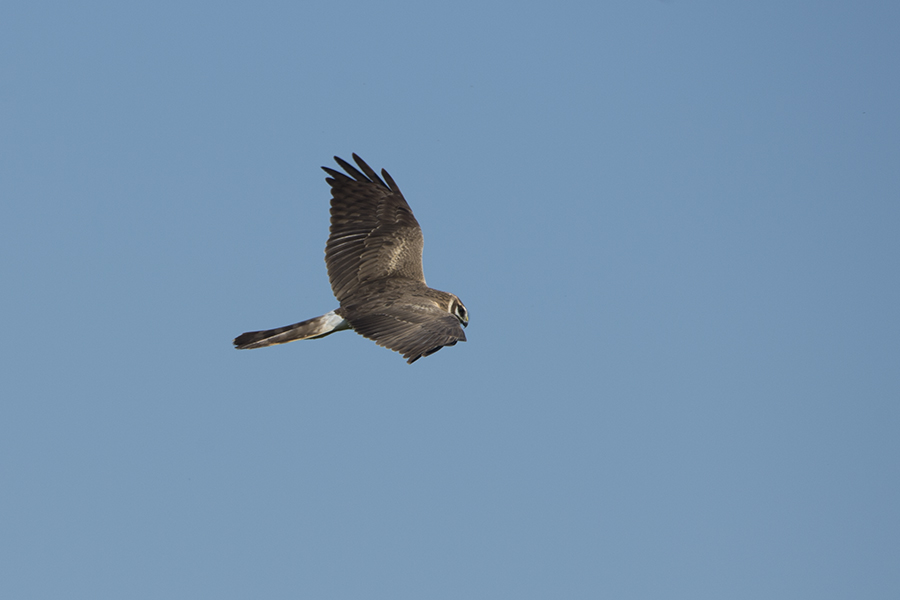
[234, 154, 467, 363]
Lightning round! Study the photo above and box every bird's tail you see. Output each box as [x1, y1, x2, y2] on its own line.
[233, 310, 350, 349]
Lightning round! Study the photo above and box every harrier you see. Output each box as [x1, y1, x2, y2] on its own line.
[233, 154, 468, 363]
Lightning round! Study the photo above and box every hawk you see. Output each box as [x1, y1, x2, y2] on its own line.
[233, 154, 468, 363]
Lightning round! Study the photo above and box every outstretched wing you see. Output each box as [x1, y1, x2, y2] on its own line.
[323, 154, 426, 304]
[343, 304, 467, 364]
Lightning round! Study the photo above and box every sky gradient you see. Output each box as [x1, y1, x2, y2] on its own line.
[2, 2, 898, 598]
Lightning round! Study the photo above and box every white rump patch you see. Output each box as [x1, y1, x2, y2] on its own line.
[321, 310, 351, 333]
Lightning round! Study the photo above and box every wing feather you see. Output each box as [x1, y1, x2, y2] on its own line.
[344, 304, 466, 364]
[323, 154, 425, 303]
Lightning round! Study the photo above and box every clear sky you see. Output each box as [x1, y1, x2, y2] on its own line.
[2, 2, 898, 598]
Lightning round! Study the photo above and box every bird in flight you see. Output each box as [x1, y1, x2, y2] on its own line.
[233, 154, 468, 363]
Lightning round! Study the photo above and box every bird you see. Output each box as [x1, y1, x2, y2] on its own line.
[233, 154, 468, 364]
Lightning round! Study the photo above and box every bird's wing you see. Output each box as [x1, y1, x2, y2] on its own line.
[323, 154, 426, 303]
[341, 302, 466, 364]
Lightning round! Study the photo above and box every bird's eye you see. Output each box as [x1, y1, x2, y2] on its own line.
[454, 303, 467, 322]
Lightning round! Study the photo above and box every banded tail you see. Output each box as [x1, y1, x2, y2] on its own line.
[233, 310, 350, 350]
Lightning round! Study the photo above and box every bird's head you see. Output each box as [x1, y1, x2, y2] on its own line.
[450, 296, 468, 328]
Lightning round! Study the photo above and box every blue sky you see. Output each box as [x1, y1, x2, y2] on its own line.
[2, 1, 898, 598]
